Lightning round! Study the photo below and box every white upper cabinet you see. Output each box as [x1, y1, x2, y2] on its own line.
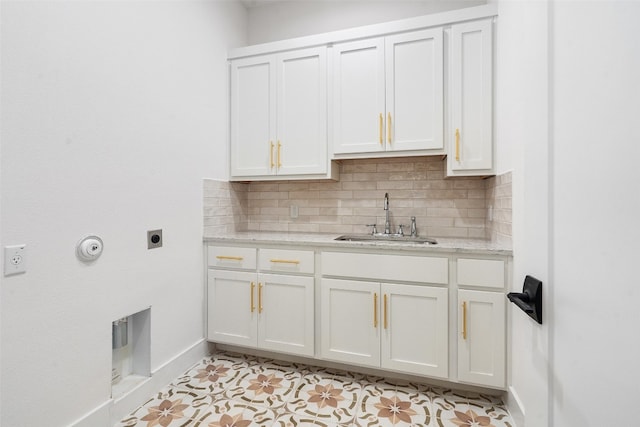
[228, 7, 497, 175]
[331, 38, 386, 155]
[385, 30, 444, 152]
[230, 47, 335, 180]
[230, 56, 275, 178]
[332, 29, 444, 157]
[447, 18, 494, 176]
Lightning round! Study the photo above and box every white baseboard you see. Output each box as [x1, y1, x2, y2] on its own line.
[506, 385, 525, 427]
[70, 339, 209, 427]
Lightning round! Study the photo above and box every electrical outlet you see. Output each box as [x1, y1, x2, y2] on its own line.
[147, 229, 163, 249]
[290, 205, 299, 219]
[4, 244, 27, 276]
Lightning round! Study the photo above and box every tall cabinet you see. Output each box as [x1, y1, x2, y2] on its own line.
[447, 18, 494, 176]
[230, 47, 335, 180]
[332, 29, 444, 156]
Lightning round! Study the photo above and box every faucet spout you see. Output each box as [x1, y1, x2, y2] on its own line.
[383, 193, 391, 234]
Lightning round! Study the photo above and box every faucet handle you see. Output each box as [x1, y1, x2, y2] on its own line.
[397, 224, 406, 236]
[410, 216, 417, 237]
[365, 224, 378, 235]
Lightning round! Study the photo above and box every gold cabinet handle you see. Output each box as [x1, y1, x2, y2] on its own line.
[379, 113, 383, 145]
[258, 282, 263, 313]
[270, 259, 300, 265]
[462, 301, 467, 340]
[270, 141, 274, 169]
[455, 129, 461, 162]
[373, 292, 378, 328]
[250, 282, 255, 313]
[383, 294, 388, 329]
[277, 141, 282, 168]
[387, 113, 392, 144]
[216, 255, 244, 261]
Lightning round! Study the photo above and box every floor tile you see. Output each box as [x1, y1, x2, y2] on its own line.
[173, 353, 251, 394]
[187, 398, 277, 426]
[225, 362, 302, 408]
[115, 385, 216, 426]
[115, 351, 516, 427]
[357, 386, 432, 427]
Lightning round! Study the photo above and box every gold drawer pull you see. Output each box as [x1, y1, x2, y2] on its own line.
[383, 294, 388, 329]
[379, 113, 383, 145]
[250, 282, 255, 313]
[455, 128, 461, 162]
[387, 112, 392, 144]
[270, 259, 300, 265]
[258, 283, 263, 313]
[373, 293, 378, 328]
[270, 141, 274, 169]
[462, 301, 467, 340]
[277, 141, 282, 168]
[216, 255, 244, 261]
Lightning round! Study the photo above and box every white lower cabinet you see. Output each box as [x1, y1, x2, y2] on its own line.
[208, 270, 314, 357]
[208, 270, 257, 348]
[258, 273, 314, 355]
[456, 255, 507, 388]
[206, 245, 510, 390]
[321, 278, 448, 378]
[382, 283, 448, 378]
[207, 247, 315, 357]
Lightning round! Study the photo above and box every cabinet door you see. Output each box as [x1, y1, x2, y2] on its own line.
[258, 274, 314, 357]
[385, 29, 443, 152]
[458, 289, 505, 388]
[332, 38, 386, 154]
[448, 19, 493, 175]
[207, 270, 258, 347]
[381, 284, 448, 378]
[276, 47, 328, 176]
[230, 55, 276, 177]
[321, 278, 380, 367]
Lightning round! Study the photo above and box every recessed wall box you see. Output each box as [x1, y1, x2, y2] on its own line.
[147, 229, 162, 249]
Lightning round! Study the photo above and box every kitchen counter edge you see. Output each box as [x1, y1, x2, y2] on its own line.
[203, 232, 512, 257]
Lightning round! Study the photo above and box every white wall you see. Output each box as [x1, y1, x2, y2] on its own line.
[494, 1, 551, 426]
[0, 1, 246, 425]
[247, 0, 485, 44]
[550, 1, 640, 425]
[500, 1, 640, 426]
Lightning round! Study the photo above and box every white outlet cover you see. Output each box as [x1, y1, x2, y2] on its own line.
[4, 244, 27, 276]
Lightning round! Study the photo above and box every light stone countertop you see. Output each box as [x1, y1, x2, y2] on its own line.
[204, 231, 513, 256]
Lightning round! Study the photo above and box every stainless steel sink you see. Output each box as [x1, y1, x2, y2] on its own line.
[334, 234, 437, 245]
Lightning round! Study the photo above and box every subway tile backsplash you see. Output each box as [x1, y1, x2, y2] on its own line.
[204, 157, 512, 243]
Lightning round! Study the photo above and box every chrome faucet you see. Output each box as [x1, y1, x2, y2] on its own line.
[383, 193, 391, 234]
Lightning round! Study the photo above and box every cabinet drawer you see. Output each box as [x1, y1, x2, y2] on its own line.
[259, 249, 314, 274]
[457, 258, 505, 289]
[322, 252, 448, 284]
[208, 246, 257, 270]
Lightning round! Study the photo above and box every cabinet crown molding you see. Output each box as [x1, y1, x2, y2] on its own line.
[228, 4, 498, 60]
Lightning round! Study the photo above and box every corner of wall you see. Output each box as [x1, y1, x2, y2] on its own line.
[506, 385, 526, 427]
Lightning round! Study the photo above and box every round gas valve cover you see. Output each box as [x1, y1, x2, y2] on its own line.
[76, 235, 104, 262]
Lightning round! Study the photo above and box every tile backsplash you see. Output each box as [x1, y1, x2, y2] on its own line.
[204, 156, 512, 243]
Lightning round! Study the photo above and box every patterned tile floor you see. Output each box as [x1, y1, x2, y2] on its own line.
[115, 351, 515, 427]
